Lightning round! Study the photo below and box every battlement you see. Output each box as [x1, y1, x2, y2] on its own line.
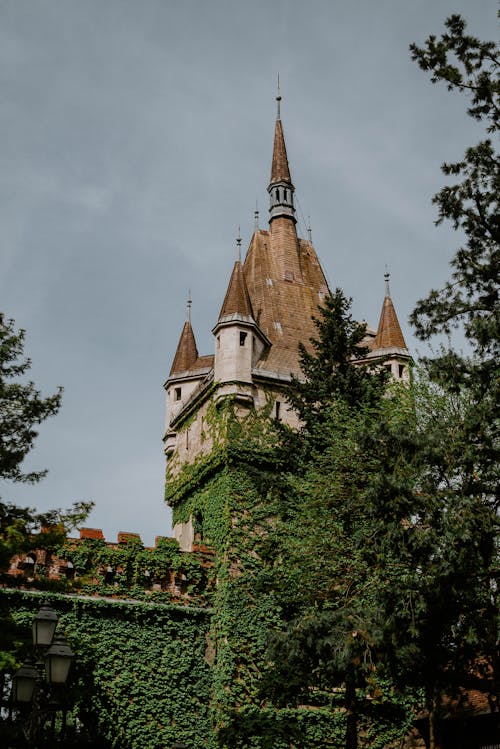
[3, 528, 215, 606]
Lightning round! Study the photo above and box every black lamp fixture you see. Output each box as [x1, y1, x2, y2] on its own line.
[32, 602, 58, 648]
[45, 632, 74, 684]
[11, 601, 75, 744]
[12, 657, 39, 704]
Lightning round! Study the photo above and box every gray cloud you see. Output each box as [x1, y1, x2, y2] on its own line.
[0, 0, 494, 544]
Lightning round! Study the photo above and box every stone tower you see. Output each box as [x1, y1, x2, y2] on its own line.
[163, 100, 409, 551]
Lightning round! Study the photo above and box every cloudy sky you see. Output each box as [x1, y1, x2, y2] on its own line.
[0, 1, 495, 546]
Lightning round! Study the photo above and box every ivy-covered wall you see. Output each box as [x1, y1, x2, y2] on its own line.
[0, 589, 213, 749]
[164, 397, 415, 748]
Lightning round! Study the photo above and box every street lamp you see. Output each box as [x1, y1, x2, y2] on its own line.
[11, 602, 75, 745]
[32, 602, 58, 648]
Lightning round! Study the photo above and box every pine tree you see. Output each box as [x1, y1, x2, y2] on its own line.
[0, 312, 92, 567]
[284, 288, 389, 458]
[409, 15, 499, 395]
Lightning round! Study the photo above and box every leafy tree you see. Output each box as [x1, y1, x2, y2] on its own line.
[284, 288, 389, 458]
[404, 17, 500, 746]
[0, 313, 62, 484]
[409, 14, 499, 390]
[0, 313, 93, 710]
[0, 312, 93, 567]
[265, 292, 410, 749]
[362, 376, 498, 749]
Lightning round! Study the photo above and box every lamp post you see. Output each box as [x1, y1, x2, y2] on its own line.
[12, 602, 74, 746]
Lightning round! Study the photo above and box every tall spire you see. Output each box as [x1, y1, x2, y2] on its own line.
[373, 273, 407, 350]
[268, 89, 296, 224]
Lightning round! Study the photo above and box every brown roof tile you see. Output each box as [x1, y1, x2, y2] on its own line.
[169, 320, 198, 375]
[372, 294, 407, 350]
[270, 118, 292, 185]
[243, 230, 330, 377]
[218, 260, 254, 320]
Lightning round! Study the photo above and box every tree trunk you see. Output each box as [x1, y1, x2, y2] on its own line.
[345, 677, 358, 749]
[429, 705, 442, 749]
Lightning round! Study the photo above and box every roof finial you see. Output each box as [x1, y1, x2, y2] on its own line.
[254, 200, 259, 230]
[307, 216, 312, 242]
[186, 290, 192, 322]
[384, 266, 391, 297]
[237, 226, 242, 262]
[276, 72, 281, 120]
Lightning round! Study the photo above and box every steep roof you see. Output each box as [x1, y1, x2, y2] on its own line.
[372, 280, 407, 350]
[243, 229, 329, 376]
[218, 260, 254, 321]
[169, 319, 198, 375]
[270, 117, 292, 185]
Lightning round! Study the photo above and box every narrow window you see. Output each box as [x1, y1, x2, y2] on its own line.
[217, 335, 220, 348]
[275, 401, 281, 421]
[65, 561, 75, 579]
[174, 387, 182, 401]
[398, 364, 405, 379]
[239, 331, 247, 346]
[276, 188, 280, 202]
[284, 189, 288, 201]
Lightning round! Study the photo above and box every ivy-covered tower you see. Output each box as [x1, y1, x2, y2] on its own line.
[164, 97, 333, 551]
[163, 100, 410, 552]
[163, 98, 411, 749]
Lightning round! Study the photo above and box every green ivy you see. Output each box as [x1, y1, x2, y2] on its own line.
[0, 589, 214, 749]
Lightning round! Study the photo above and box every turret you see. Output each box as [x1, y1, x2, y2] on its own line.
[163, 298, 213, 452]
[366, 273, 411, 381]
[213, 237, 270, 388]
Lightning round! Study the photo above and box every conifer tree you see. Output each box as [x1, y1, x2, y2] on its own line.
[0, 312, 92, 568]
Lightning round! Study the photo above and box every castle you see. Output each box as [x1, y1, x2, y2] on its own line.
[163, 95, 410, 550]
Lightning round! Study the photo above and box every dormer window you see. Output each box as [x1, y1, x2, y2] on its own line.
[174, 387, 182, 401]
[239, 332, 247, 347]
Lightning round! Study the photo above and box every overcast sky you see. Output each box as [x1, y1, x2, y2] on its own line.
[0, 1, 495, 546]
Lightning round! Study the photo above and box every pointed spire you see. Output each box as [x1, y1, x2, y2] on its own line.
[218, 259, 254, 321]
[169, 298, 199, 375]
[270, 115, 292, 185]
[373, 273, 407, 350]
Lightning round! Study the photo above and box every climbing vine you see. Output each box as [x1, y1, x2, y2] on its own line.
[0, 589, 213, 749]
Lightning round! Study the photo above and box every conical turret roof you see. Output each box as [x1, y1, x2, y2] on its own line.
[218, 260, 254, 321]
[373, 276, 407, 350]
[169, 319, 198, 375]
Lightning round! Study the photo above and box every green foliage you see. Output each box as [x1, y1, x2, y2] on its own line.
[0, 312, 62, 485]
[409, 15, 499, 387]
[0, 589, 213, 749]
[56, 535, 211, 604]
[0, 311, 93, 578]
[284, 288, 388, 459]
[407, 21, 499, 739]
